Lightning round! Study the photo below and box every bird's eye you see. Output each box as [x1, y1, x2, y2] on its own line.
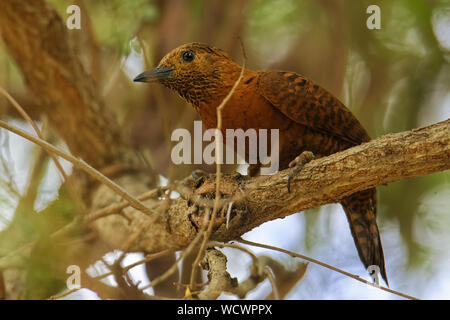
[181, 51, 195, 63]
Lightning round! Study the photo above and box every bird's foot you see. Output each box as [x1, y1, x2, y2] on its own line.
[287, 151, 315, 193]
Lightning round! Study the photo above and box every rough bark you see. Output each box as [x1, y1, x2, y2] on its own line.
[94, 119, 449, 253]
[0, 0, 151, 298]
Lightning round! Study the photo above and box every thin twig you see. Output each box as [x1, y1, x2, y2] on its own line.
[187, 289, 237, 299]
[208, 241, 258, 262]
[140, 218, 209, 291]
[86, 187, 166, 223]
[48, 287, 82, 300]
[237, 238, 419, 300]
[0, 120, 153, 216]
[0, 86, 86, 213]
[99, 227, 149, 299]
[94, 249, 174, 281]
[264, 266, 279, 300]
[189, 39, 248, 290]
[0, 85, 70, 184]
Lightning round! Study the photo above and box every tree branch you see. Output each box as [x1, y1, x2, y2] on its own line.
[0, 0, 139, 170]
[93, 118, 449, 253]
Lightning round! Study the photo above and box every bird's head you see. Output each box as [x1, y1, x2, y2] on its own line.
[134, 42, 241, 106]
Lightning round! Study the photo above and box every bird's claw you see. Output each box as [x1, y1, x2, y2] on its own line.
[287, 151, 315, 193]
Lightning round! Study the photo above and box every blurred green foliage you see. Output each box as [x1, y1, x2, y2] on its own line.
[48, 0, 159, 54]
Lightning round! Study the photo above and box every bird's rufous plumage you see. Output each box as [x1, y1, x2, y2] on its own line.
[134, 42, 388, 285]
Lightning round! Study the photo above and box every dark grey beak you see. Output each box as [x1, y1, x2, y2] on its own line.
[133, 67, 175, 83]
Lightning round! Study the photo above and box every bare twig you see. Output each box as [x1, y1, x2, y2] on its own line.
[140, 212, 210, 291]
[264, 266, 279, 300]
[48, 288, 82, 300]
[189, 39, 248, 290]
[199, 243, 284, 300]
[86, 188, 166, 223]
[94, 249, 174, 281]
[0, 85, 69, 184]
[237, 238, 419, 300]
[208, 241, 258, 261]
[0, 86, 86, 213]
[260, 255, 307, 300]
[196, 248, 235, 300]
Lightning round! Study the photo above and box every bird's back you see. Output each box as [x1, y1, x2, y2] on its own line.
[255, 69, 388, 284]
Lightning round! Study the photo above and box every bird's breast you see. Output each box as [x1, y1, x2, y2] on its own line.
[197, 76, 290, 132]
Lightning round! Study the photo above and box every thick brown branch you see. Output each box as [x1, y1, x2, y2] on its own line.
[216, 118, 450, 240]
[0, 0, 448, 300]
[104, 119, 449, 253]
